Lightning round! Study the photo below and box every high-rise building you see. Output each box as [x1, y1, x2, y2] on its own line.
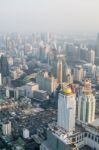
[83, 63, 96, 79]
[40, 83, 78, 150]
[2, 121, 11, 136]
[77, 79, 95, 124]
[0, 55, 9, 85]
[95, 66, 99, 83]
[57, 59, 62, 85]
[40, 80, 98, 150]
[74, 65, 83, 82]
[66, 73, 73, 84]
[96, 33, 99, 57]
[58, 84, 76, 133]
[0, 55, 9, 77]
[80, 47, 88, 61]
[87, 50, 95, 64]
[49, 53, 70, 83]
[62, 61, 70, 82]
[0, 73, 2, 86]
[66, 43, 79, 62]
[36, 71, 57, 95]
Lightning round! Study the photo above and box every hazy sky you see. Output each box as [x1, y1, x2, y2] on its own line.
[0, 0, 99, 32]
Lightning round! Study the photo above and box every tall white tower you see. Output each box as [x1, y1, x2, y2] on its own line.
[58, 84, 76, 133]
[77, 79, 96, 124]
[57, 59, 62, 85]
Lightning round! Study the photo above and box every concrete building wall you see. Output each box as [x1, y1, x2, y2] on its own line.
[36, 73, 57, 95]
[2, 121, 11, 136]
[58, 93, 76, 132]
[78, 94, 95, 124]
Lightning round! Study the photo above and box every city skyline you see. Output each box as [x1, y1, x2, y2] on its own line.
[0, 1, 99, 149]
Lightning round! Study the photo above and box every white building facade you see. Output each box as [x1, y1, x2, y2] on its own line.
[77, 80, 96, 124]
[58, 87, 76, 133]
[78, 94, 95, 124]
[2, 121, 11, 136]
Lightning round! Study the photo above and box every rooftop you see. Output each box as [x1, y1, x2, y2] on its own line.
[90, 118, 99, 128]
[80, 145, 93, 150]
[63, 87, 73, 94]
[48, 123, 78, 145]
[62, 83, 75, 95]
[26, 82, 38, 86]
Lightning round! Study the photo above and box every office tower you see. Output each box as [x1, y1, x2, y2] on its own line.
[77, 79, 95, 124]
[66, 43, 74, 61]
[62, 60, 70, 82]
[0, 55, 9, 85]
[0, 55, 9, 77]
[58, 84, 76, 133]
[96, 33, 99, 57]
[0, 73, 2, 86]
[36, 71, 57, 95]
[66, 43, 80, 62]
[74, 65, 83, 82]
[80, 47, 88, 61]
[87, 50, 95, 64]
[40, 83, 78, 150]
[57, 59, 62, 85]
[96, 66, 99, 83]
[2, 121, 11, 136]
[49, 53, 69, 83]
[39, 45, 49, 62]
[1, 56, 9, 85]
[66, 73, 73, 84]
[83, 63, 96, 79]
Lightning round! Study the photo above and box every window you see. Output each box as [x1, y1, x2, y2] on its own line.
[84, 132, 87, 137]
[92, 135, 94, 140]
[88, 133, 90, 138]
[95, 137, 97, 142]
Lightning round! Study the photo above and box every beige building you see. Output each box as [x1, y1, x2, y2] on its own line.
[36, 71, 57, 95]
[16, 82, 39, 98]
[57, 60, 62, 85]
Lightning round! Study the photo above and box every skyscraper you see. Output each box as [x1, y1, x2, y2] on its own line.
[77, 79, 95, 124]
[58, 84, 76, 133]
[87, 50, 95, 64]
[0, 73, 2, 86]
[74, 65, 83, 82]
[40, 83, 78, 150]
[0, 55, 9, 85]
[96, 33, 99, 57]
[57, 59, 62, 85]
[0, 55, 9, 77]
